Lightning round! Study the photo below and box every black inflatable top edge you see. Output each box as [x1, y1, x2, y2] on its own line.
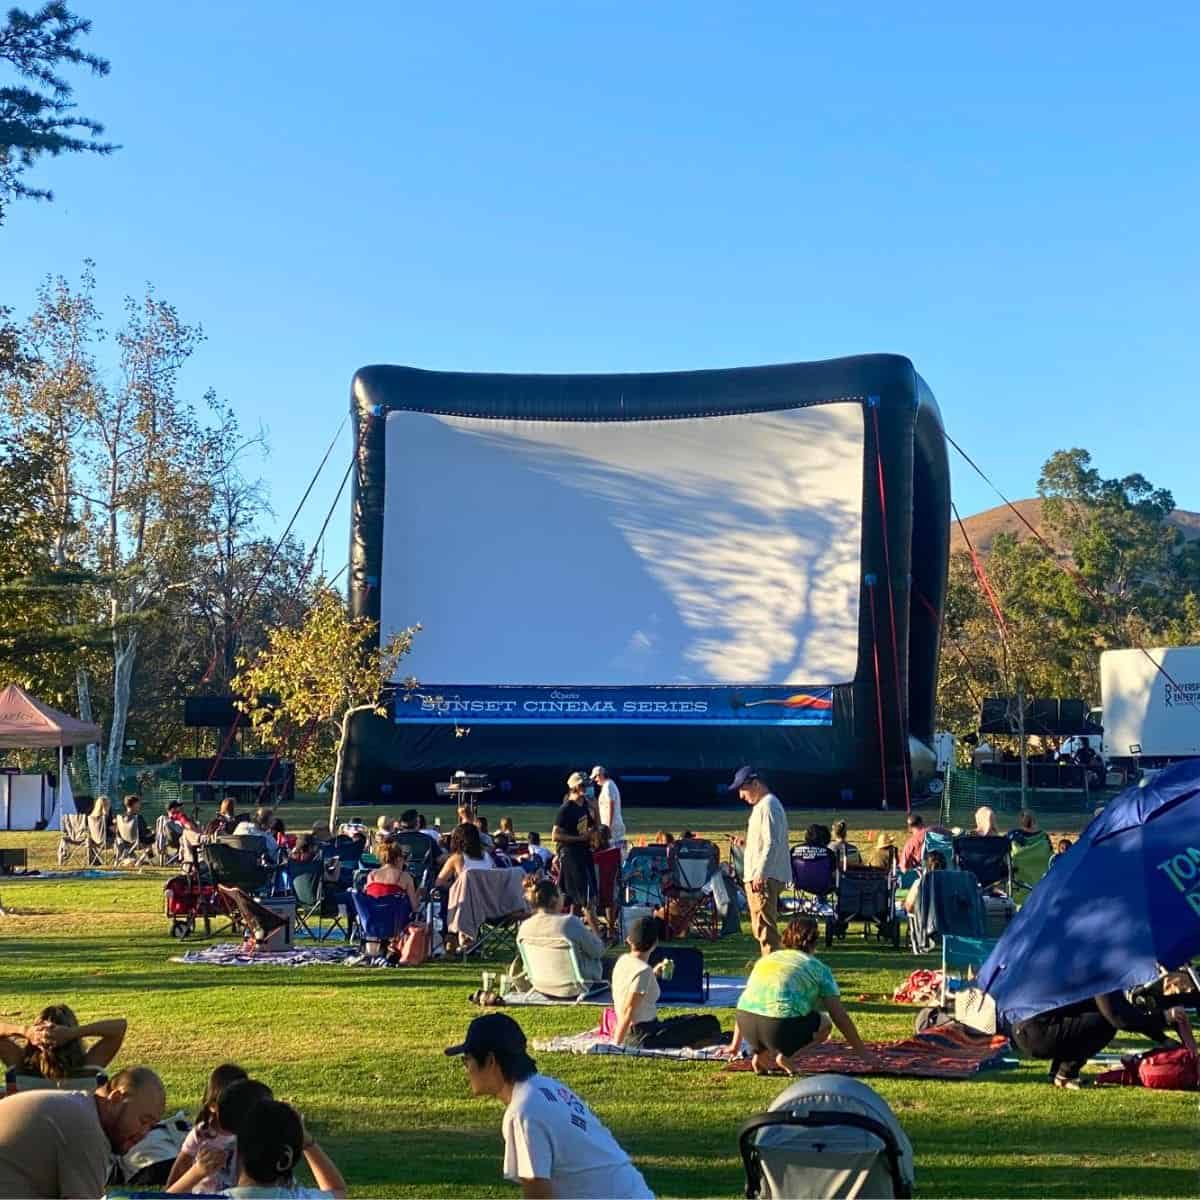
[350, 353, 943, 427]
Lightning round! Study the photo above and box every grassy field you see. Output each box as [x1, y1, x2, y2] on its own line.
[0, 804, 1195, 1198]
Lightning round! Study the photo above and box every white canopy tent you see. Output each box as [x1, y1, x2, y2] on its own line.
[0, 684, 101, 829]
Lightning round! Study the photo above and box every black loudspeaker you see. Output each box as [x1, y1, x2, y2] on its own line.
[193, 784, 215, 805]
[1059, 698, 1090, 731]
[184, 696, 239, 728]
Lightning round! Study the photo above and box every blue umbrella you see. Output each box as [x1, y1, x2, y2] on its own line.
[979, 760, 1200, 1027]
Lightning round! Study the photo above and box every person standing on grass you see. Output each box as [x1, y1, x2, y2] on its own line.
[446, 1013, 654, 1199]
[0, 1066, 165, 1198]
[590, 765, 626, 851]
[730, 766, 790, 955]
[554, 772, 597, 916]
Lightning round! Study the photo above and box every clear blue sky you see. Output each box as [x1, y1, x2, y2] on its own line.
[3, 2, 1196, 560]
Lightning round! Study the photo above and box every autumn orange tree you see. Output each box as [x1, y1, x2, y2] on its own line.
[234, 587, 419, 829]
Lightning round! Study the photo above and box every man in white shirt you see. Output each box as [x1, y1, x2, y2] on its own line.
[446, 1013, 654, 1199]
[729, 765, 790, 956]
[589, 765, 625, 849]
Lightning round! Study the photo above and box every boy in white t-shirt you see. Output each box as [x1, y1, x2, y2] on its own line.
[445, 1013, 654, 1199]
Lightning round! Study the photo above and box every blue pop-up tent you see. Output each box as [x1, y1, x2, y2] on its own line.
[978, 760, 1200, 1028]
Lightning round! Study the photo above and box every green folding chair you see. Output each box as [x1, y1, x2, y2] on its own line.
[1011, 833, 1053, 907]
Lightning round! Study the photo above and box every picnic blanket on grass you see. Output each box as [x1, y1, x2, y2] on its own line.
[3, 869, 125, 881]
[502, 974, 746, 1009]
[171, 942, 355, 968]
[723, 1024, 1012, 1080]
[533, 1030, 730, 1060]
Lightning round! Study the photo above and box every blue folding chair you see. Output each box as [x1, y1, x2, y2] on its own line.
[349, 891, 414, 956]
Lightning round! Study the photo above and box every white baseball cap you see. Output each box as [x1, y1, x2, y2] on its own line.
[589, 765, 606, 780]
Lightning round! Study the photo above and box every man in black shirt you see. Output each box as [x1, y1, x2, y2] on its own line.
[553, 771, 596, 916]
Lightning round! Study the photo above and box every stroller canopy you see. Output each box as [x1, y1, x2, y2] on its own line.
[979, 759, 1200, 1027]
[740, 1074, 915, 1199]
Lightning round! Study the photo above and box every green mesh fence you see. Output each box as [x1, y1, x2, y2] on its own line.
[942, 763, 1104, 830]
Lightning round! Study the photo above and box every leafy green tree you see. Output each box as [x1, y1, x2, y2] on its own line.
[0, 2, 115, 223]
[234, 589, 419, 827]
[937, 449, 1200, 735]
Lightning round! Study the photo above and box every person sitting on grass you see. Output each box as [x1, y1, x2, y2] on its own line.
[610, 917, 721, 1050]
[973, 805, 999, 837]
[165, 1064, 251, 1194]
[169, 1078, 274, 1194]
[476, 815, 496, 851]
[731, 915, 870, 1075]
[0, 1066, 165, 1199]
[445, 1013, 653, 1200]
[515, 880, 606, 999]
[0, 1005, 127, 1079]
[498, 816, 515, 838]
[654, 830, 674, 847]
[224, 1098, 346, 1199]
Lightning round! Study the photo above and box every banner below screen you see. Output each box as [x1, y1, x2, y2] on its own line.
[393, 685, 834, 726]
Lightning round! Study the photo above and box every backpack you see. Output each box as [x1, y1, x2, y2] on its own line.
[1095, 1046, 1198, 1090]
[1138, 1047, 1199, 1091]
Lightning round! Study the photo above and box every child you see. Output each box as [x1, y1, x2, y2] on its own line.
[225, 1098, 346, 1198]
[167, 1074, 272, 1194]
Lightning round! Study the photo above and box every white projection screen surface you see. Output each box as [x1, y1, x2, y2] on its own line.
[379, 404, 865, 687]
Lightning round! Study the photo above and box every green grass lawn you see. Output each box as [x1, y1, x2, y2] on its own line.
[0, 806, 1195, 1198]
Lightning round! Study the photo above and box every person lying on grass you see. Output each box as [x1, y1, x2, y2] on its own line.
[446, 1012, 653, 1200]
[0, 1005, 127, 1079]
[729, 915, 871, 1075]
[223, 1099, 346, 1199]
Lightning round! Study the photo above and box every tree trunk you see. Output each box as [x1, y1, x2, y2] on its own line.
[328, 704, 372, 832]
[75, 667, 101, 795]
[102, 632, 138, 798]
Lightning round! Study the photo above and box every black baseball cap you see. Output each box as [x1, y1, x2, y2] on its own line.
[727, 765, 759, 792]
[444, 1012, 528, 1060]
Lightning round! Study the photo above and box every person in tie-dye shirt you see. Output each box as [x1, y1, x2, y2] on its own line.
[731, 916, 871, 1075]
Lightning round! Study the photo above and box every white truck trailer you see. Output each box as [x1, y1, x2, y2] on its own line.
[1096, 646, 1200, 770]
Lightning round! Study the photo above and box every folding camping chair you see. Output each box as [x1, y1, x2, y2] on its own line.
[85, 811, 109, 867]
[516, 937, 608, 1002]
[922, 829, 954, 866]
[789, 846, 839, 913]
[648, 945, 711, 1003]
[215, 885, 291, 953]
[393, 830, 438, 892]
[56, 812, 89, 867]
[908, 868, 986, 954]
[446, 867, 529, 960]
[940, 934, 1000, 1010]
[1010, 832, 1053, 906]
[289, 858, 349, 941]
[112, 814, 153, 868]
[827, 866, 901, 948]
[349, 891, 414, 957]
[621, 845, 672, 908]
[5, 1067, 108, 1097]
[154, 814, 183, 867]
[664, 839, 721, 941]
[953, 835, 1012, 894]
[204, 839, 278, 895]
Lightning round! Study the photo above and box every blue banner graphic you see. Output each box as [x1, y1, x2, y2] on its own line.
[392, 685, 834, 726]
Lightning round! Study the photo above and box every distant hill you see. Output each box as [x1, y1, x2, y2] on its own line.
[952, 499, 1200, 558]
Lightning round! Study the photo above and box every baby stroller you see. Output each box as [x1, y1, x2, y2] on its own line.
[739, 1074, 915, 1199]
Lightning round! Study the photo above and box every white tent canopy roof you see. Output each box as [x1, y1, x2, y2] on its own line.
[0, 683, 101, 749]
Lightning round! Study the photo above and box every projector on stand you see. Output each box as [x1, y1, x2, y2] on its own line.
[444, 770, 492, 820]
